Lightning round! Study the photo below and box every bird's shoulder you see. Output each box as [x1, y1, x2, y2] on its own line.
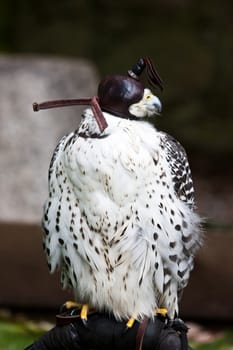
[157, 131, 195, 208]
[48, 132, 77, 178]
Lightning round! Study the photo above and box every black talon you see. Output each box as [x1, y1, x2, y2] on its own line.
[59, 302, 68, 313]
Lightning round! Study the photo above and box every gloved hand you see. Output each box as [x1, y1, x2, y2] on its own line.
[25, 311, 193, 350]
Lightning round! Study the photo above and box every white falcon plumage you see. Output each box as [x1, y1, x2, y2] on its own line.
[41, 59, 202, 321]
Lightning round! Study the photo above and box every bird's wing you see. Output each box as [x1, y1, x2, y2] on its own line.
[158, 131, 195, 209]
[48, 134, 69, 181]
[42, 132, 76, 274]
[148, 131, 202, 314]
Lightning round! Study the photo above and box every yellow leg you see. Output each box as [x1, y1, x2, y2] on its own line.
[61, 301, 90, 325]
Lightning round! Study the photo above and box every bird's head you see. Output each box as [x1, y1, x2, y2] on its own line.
[32, 57, 163, 133]
[98, 57, 163, 120]
[128, 88, 162, 118]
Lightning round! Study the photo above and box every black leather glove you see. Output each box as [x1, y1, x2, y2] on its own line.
[25, 311, 193, 350]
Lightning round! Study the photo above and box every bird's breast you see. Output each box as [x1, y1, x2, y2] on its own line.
[66, 126, 158, 206]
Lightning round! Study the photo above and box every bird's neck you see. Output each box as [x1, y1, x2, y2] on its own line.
[78, 108, 127, 138]
[78, 108, 152, 139]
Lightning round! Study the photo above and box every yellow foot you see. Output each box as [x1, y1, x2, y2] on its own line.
[80, 304, 89, 324]
[126, 317, 136, 329]
[61, 301, 90, 324]
[154, 308, 168, 318]
[64, 301, 82, 310]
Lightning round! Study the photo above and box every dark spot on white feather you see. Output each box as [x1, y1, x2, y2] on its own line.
[43, 227, 49, 236]
[169, 254, 177, 262]
[169, 241, 176, 248]
[153, 232, 158, 240]
[178, 269, 186, 278]
[121, 226, 127, 236]
[182, 234, 192, 243]
[73, 271, 77, 282]
[65, 256, 71, 266]
[59, 238, 64, 245]
[95, 247, 100, 255]
[139, 276, 143, 286]
[117, 254, 122, 262]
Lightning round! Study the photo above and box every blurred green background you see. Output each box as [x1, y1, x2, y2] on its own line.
[1, 0, 233, 160]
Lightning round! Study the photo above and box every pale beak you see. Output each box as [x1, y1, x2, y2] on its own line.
[153, 96, 162, 115]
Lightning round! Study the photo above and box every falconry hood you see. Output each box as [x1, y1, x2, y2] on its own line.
[32, 57, 163, 131]
[98, 57, 163, 119]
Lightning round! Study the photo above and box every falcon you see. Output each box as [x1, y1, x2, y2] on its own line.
[35, 58, 202, 324]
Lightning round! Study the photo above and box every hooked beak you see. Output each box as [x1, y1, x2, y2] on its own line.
[153, 96, 162, 115]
